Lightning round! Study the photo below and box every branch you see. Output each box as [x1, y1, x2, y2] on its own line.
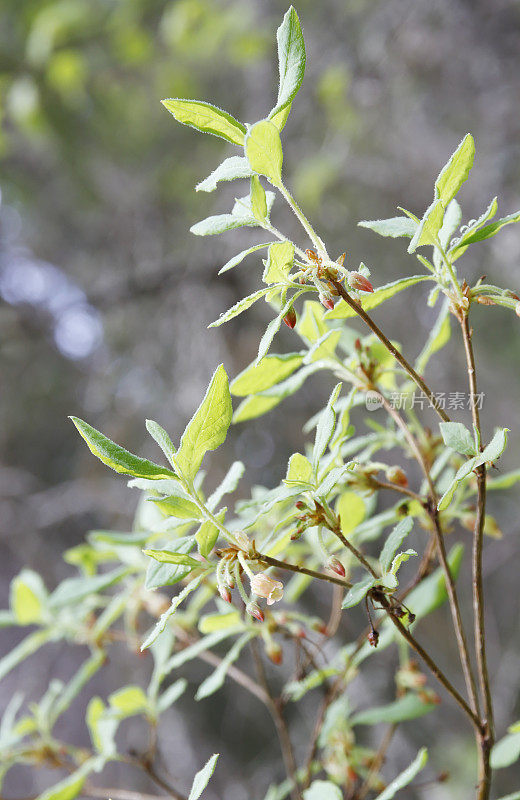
[252, 550, 352, 589]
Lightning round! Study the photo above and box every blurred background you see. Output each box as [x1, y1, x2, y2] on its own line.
[1, 0, 519, 797]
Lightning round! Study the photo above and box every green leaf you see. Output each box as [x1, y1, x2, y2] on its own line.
[86, 697, 117, 757]
[218, 243, 272, 275]
[439, 421, 476, 456]
[10, 570, 47, 625]
[232, 394, 282, 423]
[263, 241, 294, 284]
[198, 611, 241, 634]
[358, 217, 417, 238]
[196, 156, 253, 192]
[449, 196, 498, 259]
[325, 276, 432, 319]
[176, 364, 232, 481]
[145, 537, 196, 590]
[351, 694, 436, 726]
[285, 668, 339, 701]
[157, 679, 187, 714]
[373, 748, 428, 800]
[145, 419, 177, 469]
[488, 469, 520, 490]
[270, 6, 306, 118]
[438, 427, 509, 510]
[231, 352, 303, 396]
[435, 133, 475, 207]
[415, 299, 451, 374]
[188, 753, 219, 800]
[209, 287, 273, 327]
[406, 544, 464, 621]
[151, 494, 201, 520]
[143, 550, 201, 568]
[303, 781, 342, 800]
[341, 576, 376, 610]
[109, 685, 148, 718]
[245, 119, 283, 184]
[285, 453, 314, 487]
[481, 427, 509, 463]
[196, 632, 253, 700]
[195, 512, 223, 558]
[379, 518, 414, 574]
[161, 98, 245, 145]
[389, 548, 417, 578]
[0, 630, 53, 683]
[49, 567, 128, 609]
[70, 417, 176, 480]
[491, 729, 520, 769]
[250, 175, 268, 221]
[36, 762, 95, 800]
[190, 212, 257, 237]
[270, 102, 292, 131]
[408, 199, 445, 253]
[298, 300, 327, 341]
[208, 462, 244, 510]
[312, 383, 342, 470]
[141, 571, 211, 650]
[495, 794, 520, 800]
[337, 491, 366, 536]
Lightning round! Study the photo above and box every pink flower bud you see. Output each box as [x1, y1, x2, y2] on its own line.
[266, 642, 283, 665]
[348, 272, 374, 293]
[219, 586, 232, 603]
[295, 500, 306, 510]
[283, 306, 297, 329]
[387, 466, 408, 487]
[246, 601, 264, 622]
[327, 557, 346, 577]
[250, 573, 284, 605]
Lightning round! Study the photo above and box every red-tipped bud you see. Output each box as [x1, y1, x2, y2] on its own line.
[283, 306, 297, 329]
[349, 272, 374, 293]
[354, 337, 362, 351]
[327, 557, 346, 577]
[368, 629, 379, 648]
[219, 586, 232, 603]
[295, 500, 306, 510]
[387, 466, 408, 487]
[319, 294, 335, 310]
[266, 642, 283, 665]
[246, 602, 264, 622]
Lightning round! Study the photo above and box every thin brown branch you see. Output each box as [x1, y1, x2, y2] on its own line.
[249, 639, 302, 800]
[460, 313, 494, 799]
[330, 279, 450, 422]
[356, 724, 396, 800]
[252, 550, 352, 588]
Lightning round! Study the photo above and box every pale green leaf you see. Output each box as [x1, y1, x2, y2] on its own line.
[337, 491, 366, 536]
[245, 119, 283, 184]
[157, 679, 187, 714]
[150, 494, 201, 520]
[449, 196, 498, 260]
[109, 685, 148, 717]
[231, 353, 303, 396]
[188, 753, 219, 800]
[232, 394, 282, 423]
[435, 133, 475, 207]
[358, 217, 417, 238]
[196, 156, 253, 192]
[263, 241, 294, 284]
[415, 300, 451, 374]
[408, 199, 445, 253]
[49, 567, 128, 609]
[10, 570, 47, 625]
[312, 382, 342, 470]
[271, 6, 306, 117]
[36, 762, 95, 800]
[325, 275, 432, 319]
[491, 730, 520, 769]
[218, 243, 272, 275]
[162, 99, 245, 145]
[176, 364, 232, 481]
[208, 287, 272, 327]
[352, 694, 436, 726]
[0, 630, 53, 683]
[270, 102, 292, 131]
[143, 549, 201, 568]
[379, 518, 414, 574]
[145, 537, 195, 590]
[70, 417, 176, 480]
[303, 781, 342, 800]
[196, 633, 253, 700]
[373, 748, 428, 800]
[406, 544, 464, 621]
[198, 611, 241, 633]
[195, 511, 225, 559]
[285, 453, 314, 486]
[208, 462, 244, 510]
[190, 212, 256, 237]
[145, 419, 177, 469]
[141, 571, 211, 650]
[250, 175, 268, 221]
[439, 421, 476, 456]
[342, 577, 376, 610]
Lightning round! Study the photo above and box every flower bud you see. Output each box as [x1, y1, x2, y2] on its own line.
[387, 466, 408, 487]
[368, 629, 379, 648]
[266, 641, 283, 665]
[319, 294, 335, 310]
[246, 601, 264, 622]
[283, 306, 297, 329]
[295, 500, 306, 510]
[250, 573, 284, 605]
[348, 272, 374, 293]
[219, 586, 232, 603]
[327, 557, 346, 577]
[305, 248, 320, 263]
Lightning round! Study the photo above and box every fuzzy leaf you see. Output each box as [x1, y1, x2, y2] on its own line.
[408, 199, 445, 253]
[352, 694, 436, 726]
[188, 753, 219, 800]
[325, 276, 432, 319]
[70, 417, 176, 480]
[263, 241, 294, 284]
[285, 453, 314, 486]
[303, 782, 342, 800]
[209, 287, 272, 327]
[341, 576, 376, 610]
[190, 213, 256, 237]
[491, 729, 520, 769]
[141, 571, 211, 650]
[373, 748, 428, 800]
[358, 217, 417, 238]
[312, 383, 342, 470]
[435, 133, 475, 207]
[379, 518, 414, 574]
[245, 119, 283, 184]
[231, 353, 303, 396]
[439, 421, 476, 456]
[143, 550, 201, 568]
[218, 243, 272, 275]
[271, 6, 306, 117]
[196, 156, 253, 192]
[250, 175, 268, 221]
[176, 364, 232, 481]
[162, 99, 245, 145]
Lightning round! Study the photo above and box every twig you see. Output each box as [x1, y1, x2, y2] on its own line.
[330, 279, 450, 422]
[356, 724, 396, 800]
[460, 313, 494, 799]
[252, 550, 352, 589]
